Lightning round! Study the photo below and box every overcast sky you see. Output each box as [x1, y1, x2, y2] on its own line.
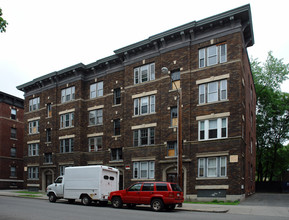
[1, 0, 289, 99]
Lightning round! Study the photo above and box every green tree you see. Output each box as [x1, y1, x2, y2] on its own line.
[251, 51, 289, 182]
[0, 8, 8, 33]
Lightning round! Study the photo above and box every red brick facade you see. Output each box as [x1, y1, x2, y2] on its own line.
[0, 92, 24, 189]
[18, 5, 255, 200]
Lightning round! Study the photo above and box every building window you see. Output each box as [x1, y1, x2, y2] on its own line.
[10, 167, 16, 177]
[167, 141, 177, 157]
[88, 136, 102, 152]
[60, 113, 74, 129]
[198, 156, 227, 178]
[134, 95, 155, 116]
[111, 148, 123, 161]
[11, 109, 17, 120]
[89, 109, 103, 126]
[134, 63, 155, 84]
[133, 161, 155, 179]
[11, 147, 16, 157]
[171, 106, 178, 127]
[199, 80, 227, 104]
[133, 127, 155, 147]
[60, 138, 74, 153]
[44, 153, 52, 164]
[114, 119, 120, 136]
[28, 143, 39, 156]
[199, 44, 227, 68]
[90, 81, 103, 99]
[46, 128, 51, 142]
[171, 70, 180, 90]
[29, 120, 39, 134]
[47, 103, 52, 117]
[59, 165, 71, 176]
[29, 97, 40, 112]
[61, 86, 75, 103]
[114, 88, 121, 105]
[198, 118, 227, 141]
[28, 167, 39, 179]
[11, 128, 17, 139]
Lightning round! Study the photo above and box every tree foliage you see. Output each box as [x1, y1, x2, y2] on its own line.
[0, 8, 8, 33]
[251, 51, 289, 182]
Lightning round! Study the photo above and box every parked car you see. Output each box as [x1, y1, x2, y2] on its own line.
[108, 182, 184, 211]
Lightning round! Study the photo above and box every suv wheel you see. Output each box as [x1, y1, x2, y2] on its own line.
[151, 199, 164, 212]
[111, 197, 123, 208]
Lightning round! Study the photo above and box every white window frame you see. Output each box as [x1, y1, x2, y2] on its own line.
[134, 63, 155, 84]
[11, 109, 17, 120]
[90, 81, 103, 99]
[28, 143, 39, 156]
[133, 161, 155, 179]
[199, 44, 227, 68]
[198, 156, 227, 178]
[29, 120, 39, 134]
[29, 97, 40, 112]
[60, 112, 74, 129]
[133, 95, 155, 116]
[88, 109, 103, 126]
[198, 79, 227, 104]
[88, 136, 102, 152]
[61, 86, 75, 103]
[198, 118, 228, 141]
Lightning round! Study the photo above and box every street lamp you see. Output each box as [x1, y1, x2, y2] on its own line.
[161, 67, 183, 189]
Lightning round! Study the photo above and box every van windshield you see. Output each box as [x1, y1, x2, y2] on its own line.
[170, 183, 182, 192]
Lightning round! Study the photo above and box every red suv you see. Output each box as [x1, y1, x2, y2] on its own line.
[108, 182, 184, 211]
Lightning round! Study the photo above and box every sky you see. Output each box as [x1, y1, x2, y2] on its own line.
[1, 0, 289, 99]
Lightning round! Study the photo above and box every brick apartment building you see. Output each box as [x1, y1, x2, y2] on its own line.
[0, 91, 24, 189]
[17, 5, 255, 200]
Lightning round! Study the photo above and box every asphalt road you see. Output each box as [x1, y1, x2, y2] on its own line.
[0, 197, 288, 220]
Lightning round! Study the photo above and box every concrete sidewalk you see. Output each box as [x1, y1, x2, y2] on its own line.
[0, 190, 288, 217]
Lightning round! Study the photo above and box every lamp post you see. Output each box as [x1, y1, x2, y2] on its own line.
[161, 67, 183, 189]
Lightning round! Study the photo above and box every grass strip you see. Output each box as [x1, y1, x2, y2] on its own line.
[184, 200, 240, 205]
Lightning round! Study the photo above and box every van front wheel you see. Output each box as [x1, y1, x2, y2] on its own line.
[48, 193, 57, 203]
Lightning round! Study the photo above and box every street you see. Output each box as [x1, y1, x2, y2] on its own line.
[0, 197, 288, 220]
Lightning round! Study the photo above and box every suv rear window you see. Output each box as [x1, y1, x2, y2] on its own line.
[170, 183, 182, 192]
[156, 183, 168, 191]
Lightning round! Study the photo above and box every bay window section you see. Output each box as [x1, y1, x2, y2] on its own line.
[29, 120, 39, 134]
[198, 43, 227, 68]
[134, 63, 155, 84]
[198, 156, 227, 178]
[133, 161, 155, 179]
[133, 127, 155, 147]
[88, 136, 102, 152]
[198, 79, 227, 104]
[89, 109, 103, 126]
[61, 87, 75, 103]
[198, 117, 228, 141]
[90, 81, 103, 99]
[134, 95, 155, 116]
[60, 113, 74, 129]
[60, 138, 74, 153]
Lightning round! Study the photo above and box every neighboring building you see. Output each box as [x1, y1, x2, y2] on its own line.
[17, 4, 255, 200]
[0, 91, 24, 189]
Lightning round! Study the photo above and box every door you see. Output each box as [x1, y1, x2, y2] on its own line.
[138, 183, 154, 204]
[54, 177, 64, 197]
[123, 183, 142, 204]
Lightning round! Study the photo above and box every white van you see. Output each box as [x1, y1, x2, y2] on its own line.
[47, 165, 119, 205]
